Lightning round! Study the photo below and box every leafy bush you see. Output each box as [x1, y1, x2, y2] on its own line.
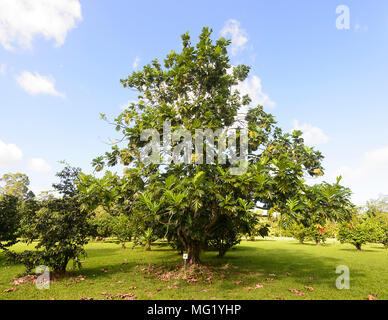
[133, 228, 157, 251]
[112, 214, 132, 248]
[307, 225, 328, 245]
[288, 222, 311, 244]
[90, 208, 114, 239]
[7, 165, 93, 273]
[337, 215, 380, 250]
[206, 215, 243, 257]
[0, 195, 20, 250]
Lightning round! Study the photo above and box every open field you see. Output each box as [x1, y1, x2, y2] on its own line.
[1, 239, 387, 300]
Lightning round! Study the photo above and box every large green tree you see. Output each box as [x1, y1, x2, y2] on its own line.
[82, 28, 351, 263]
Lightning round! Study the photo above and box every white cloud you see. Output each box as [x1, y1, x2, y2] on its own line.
[234, 75, 275, 109]
[0, 63, 6, 75]
[0, 139, 23, 166]
[27, 158, 52, 173]
[0, 0, 82, 51]
[132, 56, 140, 70]
[292, 120, 329, 146]
[329, 146, 388, 205]
[16, 71, 65, 98]
[364, 147, 388, 169]
[220, 19, 248, 56]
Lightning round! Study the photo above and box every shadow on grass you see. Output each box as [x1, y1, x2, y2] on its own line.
[2, 241, 370, 290]
[338, 248, 376, 252]
[75, 246, 181, 280]
[204, 244, 367, 290]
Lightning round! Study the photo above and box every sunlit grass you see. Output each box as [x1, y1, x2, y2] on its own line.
[0, 239, 387, 300]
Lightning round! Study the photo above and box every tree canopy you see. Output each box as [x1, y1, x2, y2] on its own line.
[80, 27, 353, 263]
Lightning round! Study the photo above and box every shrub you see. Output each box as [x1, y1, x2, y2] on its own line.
[90, 208, 114, 239]
[7, 164, 93, 273]
[0, 195, 20, 250]
[289, 222, 311, 244]
[337, 216, 379, 250]
[112, 214, 132, 248]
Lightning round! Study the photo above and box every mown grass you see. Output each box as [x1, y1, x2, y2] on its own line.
[0, 239, 387, 300]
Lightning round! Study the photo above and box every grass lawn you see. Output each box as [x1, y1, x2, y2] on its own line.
[0, 239, 387, 300]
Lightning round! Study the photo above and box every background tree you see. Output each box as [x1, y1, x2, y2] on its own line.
[287, 221, 311, 244]
[206, 210, 267, 257]
[0, 173, 34, 200]
[281, 179, 353, 245]
[365, 196, 388, 248]
[0, 195, 20, 250]
[7, 164, 92, 273]
[337, 214, 381, 250]
[112, 214, 132, 249]
[90, 206, 114, 240]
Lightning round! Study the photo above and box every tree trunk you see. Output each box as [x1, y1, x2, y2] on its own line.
[146, 241, 151, 251]
[316, 240, 321, 246]
[356, 244, 362, 251]
[187, 244, 202, 264]
[121, 242, 126, 249]
[299, 239, 304, 244]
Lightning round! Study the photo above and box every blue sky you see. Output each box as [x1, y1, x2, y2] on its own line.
[0, 0, 387, 204]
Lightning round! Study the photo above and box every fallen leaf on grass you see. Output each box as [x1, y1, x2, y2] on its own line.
[255, 283, 264, 289]
[168, 286, 179, 289]
[3, 288, 18, 293]
[115, 293, 137, 300]
[367, 294, 377, 300]
[200, 289, 208, 293]
[235, 281, 243, 285]
[79, 297, 93, 300]
[285, 272, 291, 276]
[304, 286, 314, 291]
[210, 296, 216, 299]
[100, 292, 113, 299]
[289, 289, 305, 296]
[243, 287, 254, 290]
[269, 273, 276, 277]
[11, 275, 37, 286]
[265, 278, 275, 281]
[129, 286, 138, 290]
[187, 278, 199, 283]
[276, 296, 285, 300]
[101, 268, 108, 273]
